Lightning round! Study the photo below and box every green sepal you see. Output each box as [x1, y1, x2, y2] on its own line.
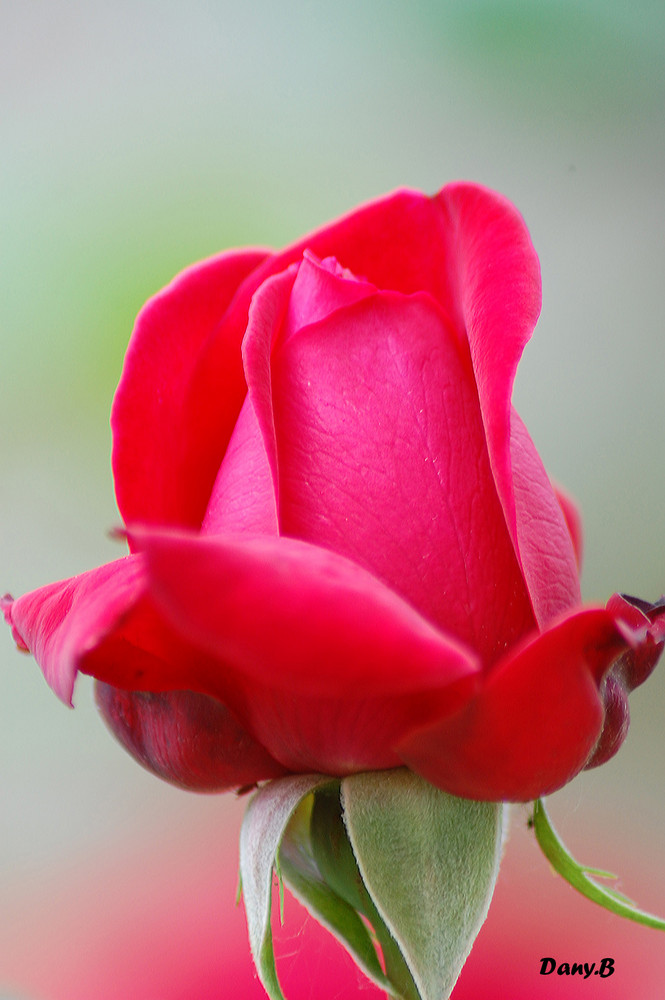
[342, 770, 505, 1000]
[240, 770, 504, 1000]
[279, 789, 395, 994]
[239, 774, 334, 1000]
[532, 797, 665, 931]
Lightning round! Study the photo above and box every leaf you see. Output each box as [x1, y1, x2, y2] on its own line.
[239, 774, 333, 1000]
[342, 769, 505, 1000]
[532, 797, 665, 931]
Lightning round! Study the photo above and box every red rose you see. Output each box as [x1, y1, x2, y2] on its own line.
[3, 183, 662, 800]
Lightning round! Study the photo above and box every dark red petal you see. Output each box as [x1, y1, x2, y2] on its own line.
[396, 608, 627, 801]
[95, 683, 288, 791]
[220, 673, 477, 777]
[585, 593, 665, 769]
[5, 560, 289, 789]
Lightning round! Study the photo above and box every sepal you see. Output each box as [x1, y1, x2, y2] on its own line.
[239, 770, 504, 1000]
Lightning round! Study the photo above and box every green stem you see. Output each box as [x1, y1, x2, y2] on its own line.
[532, 798, 665, 931]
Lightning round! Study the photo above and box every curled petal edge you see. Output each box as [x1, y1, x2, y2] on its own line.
[396, 607, 638, 802]
[130, 525, 480, 699]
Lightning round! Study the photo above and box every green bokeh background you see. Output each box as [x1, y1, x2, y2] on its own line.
[2, 2, 664, 995]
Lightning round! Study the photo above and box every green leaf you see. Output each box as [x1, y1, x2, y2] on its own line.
[342, 769, 505, 1000]
[239, 774, 333, 1000]
[532, 798, 665, 931]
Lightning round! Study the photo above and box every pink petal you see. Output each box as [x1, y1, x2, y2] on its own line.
[509, 411, 581, 624]
[111, 249, 268, 533]
[268, 289, 535, 664]
[281, 252, 377, 343]
[433, 185, 541, 545]
[397, 608, 628, 801]
[200, 396, 279, 536]
[552, 481, 584, 570]
[133, 526, 479, 697]
[228, 188, 460, 308]
[111, 183, 545, 556]
[234, 255, 376, 524]
[156, 190, 447, 538]
[131, 526, 482, 777]
[433, 186, 580, 627]
[4, 557, 144, 705]
[5, 559, 287, 789]
[238, 267, 297, 502]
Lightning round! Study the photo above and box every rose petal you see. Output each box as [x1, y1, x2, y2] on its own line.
[397, 608, 628, 801]
[112, 249, 268, 533]
[226, 673, 479, 776]
[112, 184, 543, 545]
[508, 410, 581, 624]
[167, 190, 453, 539]
[126, 526, 482, 776]
[132, 525, 479, 698]
[433, 185, 540, 538]
[4, 557, 144, 705]
[268, 289, 535, 664]
[433, 186, 580, 626]
[281, 252, 377, 343]
[201, 396, 279, 536]
[5, 560, 288, 787]
[230, 188, 460, 309]
[585, 593, 665, 768]
[552, 480, 584, 570]
[95, 683, 287, 791]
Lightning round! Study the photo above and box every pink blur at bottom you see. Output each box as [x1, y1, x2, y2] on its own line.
[0, 800, 663, 1000]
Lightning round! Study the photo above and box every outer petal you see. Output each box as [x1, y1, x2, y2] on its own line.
[111, 248, 268, 532]
[585, 593, 665, 768]
[553, 480, 584, 570]
[132, 526, 479, 698]
[95, 684, 287, 791]
[433, 183, 542, 469]
[397, 608, 629, 801]
[3, 561, 287, 789]
[130, 526, 481, 774]
[509, 410, 581, 623]
[267, 285, 535, 663]
[434, 185, 580, 625]
[2, 557, 144, 705]
[157, 189, 454, 536]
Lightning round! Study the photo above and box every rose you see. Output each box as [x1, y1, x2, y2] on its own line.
[3, 183, 663, 801]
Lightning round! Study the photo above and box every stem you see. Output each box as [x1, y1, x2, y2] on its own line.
[532, 798, 665, 931]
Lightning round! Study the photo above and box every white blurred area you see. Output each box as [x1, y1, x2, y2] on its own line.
[1, 2, 664, 995]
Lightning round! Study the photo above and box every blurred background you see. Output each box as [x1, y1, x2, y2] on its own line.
[1, 1, 664, 997]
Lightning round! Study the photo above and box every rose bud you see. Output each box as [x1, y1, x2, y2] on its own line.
[3, 183, 662, 801]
